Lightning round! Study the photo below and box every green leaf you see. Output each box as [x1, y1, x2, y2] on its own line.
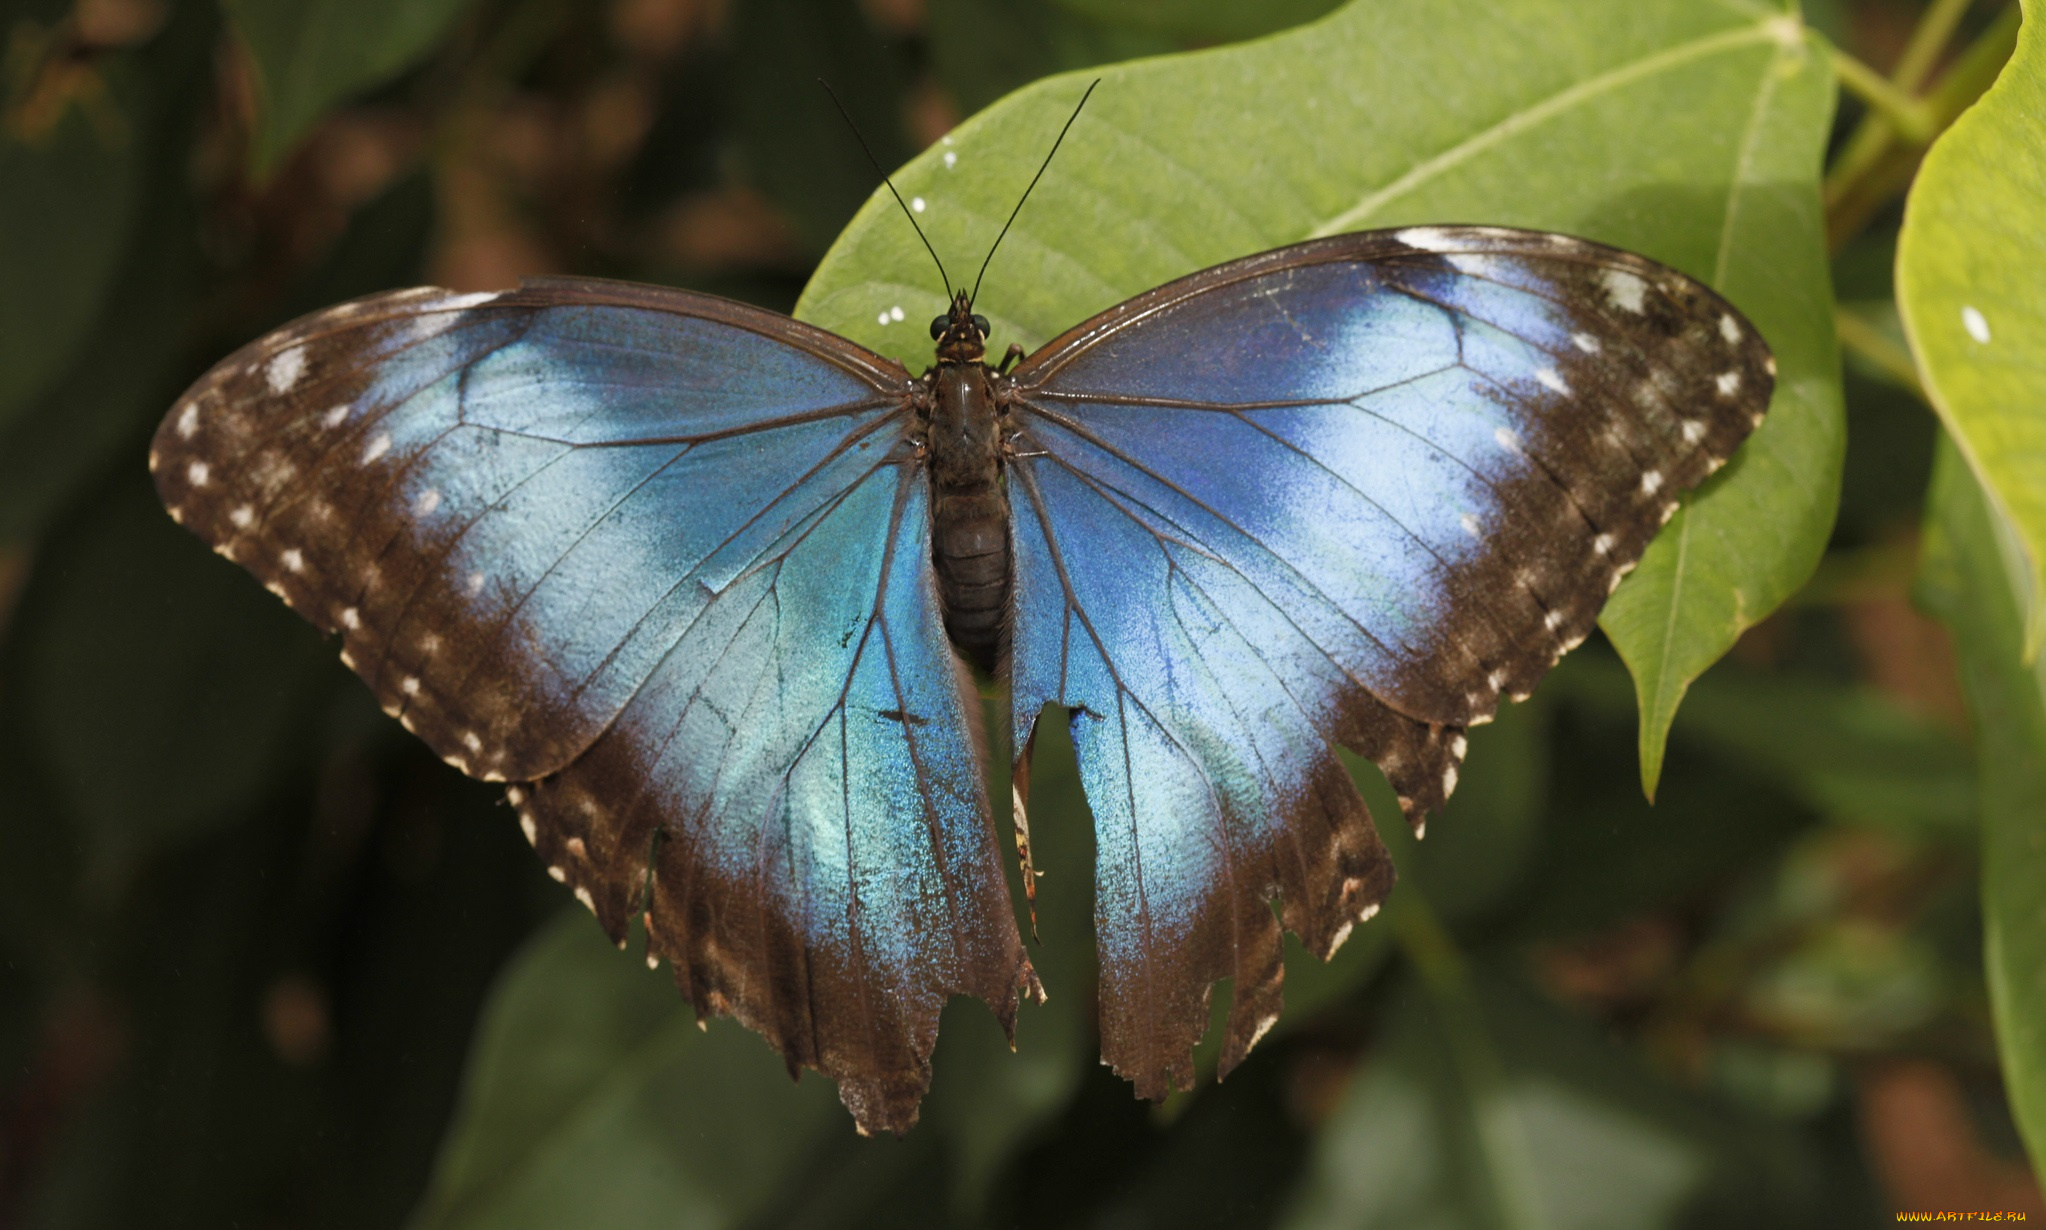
[410, 913, 847, 1230]
[0, 41, 143, 431]
[797, 0, 1843, 798]
[1916, 435, 2046, 1179]
[1896, 0, 2046, 657]
[223, 0, 477, 176]
[1280, 968, 1827, 1229]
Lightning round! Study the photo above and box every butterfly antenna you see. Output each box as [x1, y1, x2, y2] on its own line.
[820, 78, 953, 298]
[969, 78, 1099, 308]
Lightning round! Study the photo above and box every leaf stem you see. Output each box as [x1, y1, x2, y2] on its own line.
[1823, 1, 2021, 251]
[1892, 0, 1980, 94]
[1832, 50, 1934, 143]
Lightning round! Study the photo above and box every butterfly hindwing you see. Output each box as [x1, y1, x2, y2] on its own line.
[151, 279, 1035, 1134]
[1004, 226, 1773, 1096]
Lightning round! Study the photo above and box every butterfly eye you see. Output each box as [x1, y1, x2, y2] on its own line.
[929, 315, 948, 339]
[971, 314, 990, 337]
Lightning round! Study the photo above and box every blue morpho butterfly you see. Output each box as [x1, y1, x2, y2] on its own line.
[149, 84, 1773, 1135]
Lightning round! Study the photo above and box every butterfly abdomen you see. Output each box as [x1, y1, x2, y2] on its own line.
[924, 361, 1009, 672]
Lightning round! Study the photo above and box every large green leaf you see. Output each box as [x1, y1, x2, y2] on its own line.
[1897, 0, 2046, 655]
[223, 0, 477, 176]
[1916, 436, 2046, 1177]
[797, 0, 1843, 796]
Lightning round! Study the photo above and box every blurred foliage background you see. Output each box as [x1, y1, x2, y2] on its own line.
[1, 0, 2042, 1226]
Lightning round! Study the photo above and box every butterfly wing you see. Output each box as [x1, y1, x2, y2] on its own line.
[150, 279, 1035, 1134]
[1003, 226, 1773, 1096]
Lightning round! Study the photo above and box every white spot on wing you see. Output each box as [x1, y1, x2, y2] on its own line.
[362, 434, 391, 463]
[176, 404, 199, 438]
[416, 489, 441, 515]
[1600, 268, 1648, 313]
[1593, 532, 1615, 555]
[1536, 367, 1569, 395]
[1544, 608, 1564, 631]
[401, 676, 421, 696]
[1719, 313, 1741, 344]
[265, 347, 307, 393]
[1395, 227, 1456, 252]
[548, 865, 567, 882]
[463, 730, 483, 753]
[1682, 419, 1706, 444]
[1494, 426, 1522, 453]
[321, 404, 350, 428]
[1715, 371, 1741, 396]
[1460, 513, 1481, 537]
[1449, 733, 1468, 757]
[187, 460, 210, 486]
[1442, 765, 1459, 796]
[340, 606, 361, 629]
[520, 814, 537, 844]
[230, 505, 254, 528]
[1963, 305, 1991, 343]
[574, 885, 596, 912]
[1571, 332, 1600, 354]
[280, 548, 304, 573]
[1641, 470, 1664, 495]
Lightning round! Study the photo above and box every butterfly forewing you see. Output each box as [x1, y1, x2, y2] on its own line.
[1002, 225, 1773, 1099]
[150, 278, 1035, 1135]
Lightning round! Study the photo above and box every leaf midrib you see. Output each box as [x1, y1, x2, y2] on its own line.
[1311, 18, 1796, 236]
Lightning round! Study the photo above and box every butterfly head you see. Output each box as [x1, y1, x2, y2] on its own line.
[931, 290, 990, 364]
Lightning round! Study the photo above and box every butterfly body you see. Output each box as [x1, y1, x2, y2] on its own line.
[151, 225, 1774, 1136]
[921, 293, 1013, 672]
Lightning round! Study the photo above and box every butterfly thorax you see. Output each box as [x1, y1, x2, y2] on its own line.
[922, 300, 1010, 673]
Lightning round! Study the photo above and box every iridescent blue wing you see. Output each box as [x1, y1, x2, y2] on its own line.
[150, 279, 1035, 1134]
[1003, 227, 1774, 1097]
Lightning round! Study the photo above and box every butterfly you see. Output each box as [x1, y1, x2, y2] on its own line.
[150, 143, 1772, 1134]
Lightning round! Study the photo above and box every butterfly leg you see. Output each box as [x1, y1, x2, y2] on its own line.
[995, 343, 1026, 374]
